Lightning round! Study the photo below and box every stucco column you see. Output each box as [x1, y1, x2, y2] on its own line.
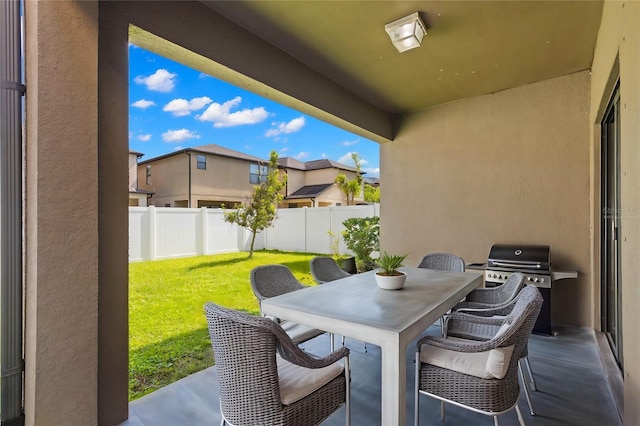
[24, 1, 100, 424]
[97, 2, 130, 424]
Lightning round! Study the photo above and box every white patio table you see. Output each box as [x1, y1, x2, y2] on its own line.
[261, 266, 483, 425]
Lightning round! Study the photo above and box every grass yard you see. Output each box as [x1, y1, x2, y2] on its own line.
[129, 249, 320, 400]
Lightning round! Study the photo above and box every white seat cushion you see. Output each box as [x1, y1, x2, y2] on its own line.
[276, 355, 344, 405]
[420, 336, 514, 379]
[281, 321, 323, 343]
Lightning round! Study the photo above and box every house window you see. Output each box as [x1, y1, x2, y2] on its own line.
[249, 163, 268, 184]
[197, 155, 206, 170]
[146, 165, 151, 185]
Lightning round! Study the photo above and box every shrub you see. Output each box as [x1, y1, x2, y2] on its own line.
[342, 216, 380, 272]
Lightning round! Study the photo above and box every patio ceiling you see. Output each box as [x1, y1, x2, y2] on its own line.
[204, 1, 603, 115]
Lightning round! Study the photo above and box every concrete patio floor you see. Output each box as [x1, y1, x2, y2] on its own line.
[121, 324, 622, 426]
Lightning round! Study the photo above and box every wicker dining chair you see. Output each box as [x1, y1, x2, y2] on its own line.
[310, 256, 351, 284]
[414, 285, 542, 426]
[452, 272, 526, 312]
[446, 282, 539, 416]
[250, 264, 332, 350]
[204, 302, 351, 426]
[417, 252, 466, 332]
[417, 252, 466, 272]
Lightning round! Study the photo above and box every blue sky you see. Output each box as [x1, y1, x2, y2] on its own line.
[128, 45, 380, 177]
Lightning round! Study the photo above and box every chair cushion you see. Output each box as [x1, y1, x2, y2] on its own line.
[276, 355, 344, 405]
[420, 336, 514, 379]
[281, 321, 323, 343]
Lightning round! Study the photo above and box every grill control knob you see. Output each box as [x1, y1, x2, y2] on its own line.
[527, 277, 533, 281]
[540, 278, 545, 283]
[534, 278, 539, 283]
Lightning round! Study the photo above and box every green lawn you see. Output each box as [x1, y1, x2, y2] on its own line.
[129, 250, 320, 400]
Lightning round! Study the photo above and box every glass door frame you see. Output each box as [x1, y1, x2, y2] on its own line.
[600, 81, 623, 369]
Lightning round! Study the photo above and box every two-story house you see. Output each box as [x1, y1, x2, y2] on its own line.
[137, 144, 269, 208]
[136, 144, 365, 208]
[279, 157, 364, 207]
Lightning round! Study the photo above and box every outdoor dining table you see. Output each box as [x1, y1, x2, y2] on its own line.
[261, 266, 483, 425]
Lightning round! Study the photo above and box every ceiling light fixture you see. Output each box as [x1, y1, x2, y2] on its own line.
[384, 12, 427, 53]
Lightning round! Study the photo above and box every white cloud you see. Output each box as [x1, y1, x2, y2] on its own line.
[163, 97, 212, 117]
[131, 99, 156, 109]
[280, 147, 290, 153]
[137, 134, 152, 142]
[265, 116, 306, 137]
[293, 151, 310, 160]
[173, 146, 184, 151]
[341, 138, 360, 147]
[196, 96, 269, 128]
[338, 152, 356, 165]
[362, 167, 380, 176]
[338, 152, 368, 166]
[161, 129, 200, 143]
[134, 69, 177, 93]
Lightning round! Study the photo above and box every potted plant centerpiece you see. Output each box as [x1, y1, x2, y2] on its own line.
[375, 252, 409, 290]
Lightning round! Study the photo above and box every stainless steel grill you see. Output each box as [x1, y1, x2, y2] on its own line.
[485, 244, 553, 335]
[468, 244, 578, 336]
[486, 244, 551, 289]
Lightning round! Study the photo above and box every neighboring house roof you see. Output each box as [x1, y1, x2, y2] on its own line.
[278, 157, 307, 170]
[364, 177, 380, 186]
[137, 143, 265, 165]
[129, 188, 155, 195]
[278, 157, 363, 174]
[129, 150, 144, 158]
[285, 183, 334, 199]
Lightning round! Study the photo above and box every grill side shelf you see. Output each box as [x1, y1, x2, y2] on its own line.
[550, 270, 578, 281]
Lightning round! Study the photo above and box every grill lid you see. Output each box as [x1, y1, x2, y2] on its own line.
[488, 244, 550, 271]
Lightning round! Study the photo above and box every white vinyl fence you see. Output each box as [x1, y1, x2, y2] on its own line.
[129, 204, 380, 262]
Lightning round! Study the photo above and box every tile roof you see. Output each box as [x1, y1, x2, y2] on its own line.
[278, 157, 361, 173]
[286, 183, 334, 199]
[138, 143, 265, 164]
[191, 144, 265, 163]
[277, 157, 306, 169]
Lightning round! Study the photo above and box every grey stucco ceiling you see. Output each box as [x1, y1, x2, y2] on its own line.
[204, 1, 603, 115]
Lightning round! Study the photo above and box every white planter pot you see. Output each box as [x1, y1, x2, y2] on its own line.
[375, 271, 407, 290]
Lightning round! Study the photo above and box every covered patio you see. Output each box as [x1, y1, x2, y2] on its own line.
[122, 324, 621, 425]
[14, 1, 639, 425]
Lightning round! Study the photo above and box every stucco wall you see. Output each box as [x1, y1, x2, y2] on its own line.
[24, 1, 101, 424]
[139, 153, 263, 207]
[129, 153, 139, 190]
[381, 71, 591, 327]
[589, 1, 640, 423]
[192, 155, 256, 199]
[285, 168, 305, 196]
[138, 155, 189, 204]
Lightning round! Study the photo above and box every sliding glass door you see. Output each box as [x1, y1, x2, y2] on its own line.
[600, 82, 623, 369]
